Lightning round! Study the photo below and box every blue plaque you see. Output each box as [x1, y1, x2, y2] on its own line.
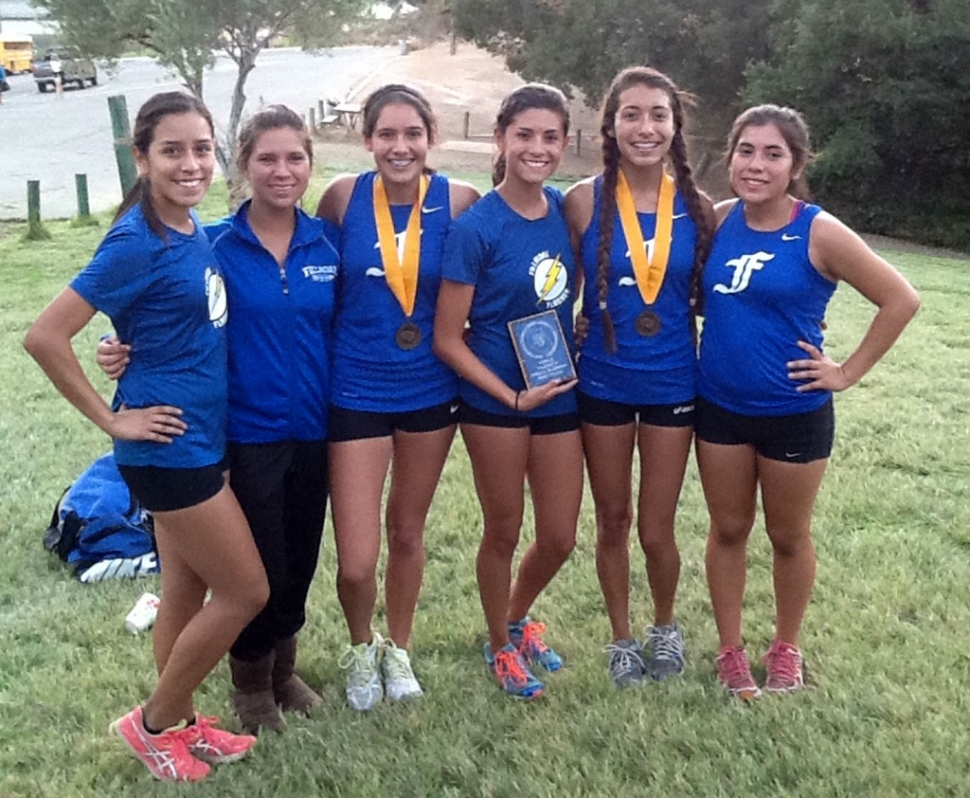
[507, 310, 576, 390]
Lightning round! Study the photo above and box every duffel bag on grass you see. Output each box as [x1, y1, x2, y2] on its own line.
[43, 453, 159, 582]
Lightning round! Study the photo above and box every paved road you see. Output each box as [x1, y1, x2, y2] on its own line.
[0, 46, 396, 219]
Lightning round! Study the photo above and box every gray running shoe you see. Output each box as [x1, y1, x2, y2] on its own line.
[645, 622, 686, 681]
[604, 639, 647, 687]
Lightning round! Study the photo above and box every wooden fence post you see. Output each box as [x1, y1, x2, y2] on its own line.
[108, 95, 138, 196]
[24, 180, 51, 241]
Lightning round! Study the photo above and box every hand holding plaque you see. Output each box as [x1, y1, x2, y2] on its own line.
[507, 310, 577, 390]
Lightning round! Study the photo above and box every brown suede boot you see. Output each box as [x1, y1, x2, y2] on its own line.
[230, 652, 285, 734]
[272, 636, 323, 715]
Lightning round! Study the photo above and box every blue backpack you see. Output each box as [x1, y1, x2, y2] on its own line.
[44, 453, 160, 582]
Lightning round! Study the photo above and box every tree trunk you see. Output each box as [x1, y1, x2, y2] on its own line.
[221, 46, 259, 209]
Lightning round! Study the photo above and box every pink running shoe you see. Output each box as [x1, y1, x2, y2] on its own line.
[185, 715, 257, 764]
[715, 645, 762, 701]
[762, 640, 805, 694]
[109, 706, 210, 782]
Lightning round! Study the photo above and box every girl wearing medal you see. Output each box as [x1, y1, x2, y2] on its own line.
[434, 84, 583, 700]
[97, 105, 340, 733]
[697, 105, 919, 699]
[315, 84, 479, 711]
[564, 67, 714, 688]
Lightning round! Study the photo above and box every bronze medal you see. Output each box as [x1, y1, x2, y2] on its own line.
[395, 322, 422, 350]
[635, 310, 661, 337]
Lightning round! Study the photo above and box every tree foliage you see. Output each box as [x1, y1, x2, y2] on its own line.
[453, 0, 970, 248]
[32, 0, 365, 185]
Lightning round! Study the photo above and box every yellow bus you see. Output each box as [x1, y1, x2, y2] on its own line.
[0, 35, 35, 74]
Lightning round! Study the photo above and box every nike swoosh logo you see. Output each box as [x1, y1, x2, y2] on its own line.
[784, 451, 802, 459]
[618, 277, 637, 287]
[449, 405, 459, 414]
[422, 206, 444, 214]
[781, 234, 802, 241]
[672, 213, 688, 220]
[365, 267, 386, 277]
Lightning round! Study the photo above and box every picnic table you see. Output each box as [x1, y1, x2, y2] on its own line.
[332, 102, 362, 131]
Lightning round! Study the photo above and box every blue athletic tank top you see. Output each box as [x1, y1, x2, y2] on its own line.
[579, 177, 697, 405]
[441, 187, 578, 418]
[331, 171, 458, 412]
[698, 201, 836, 416]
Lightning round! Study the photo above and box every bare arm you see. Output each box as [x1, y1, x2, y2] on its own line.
[432, 279, 576, 413]
[24, 288, 185, 442]
[788, 213, 921, 392]
[448, 179, 481, 218]
[314, 174, 357, 226]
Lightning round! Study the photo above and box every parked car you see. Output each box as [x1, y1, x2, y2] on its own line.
[34, 49, 97, 92]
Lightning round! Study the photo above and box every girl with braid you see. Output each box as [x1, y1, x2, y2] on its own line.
[563, 67, 714, 687]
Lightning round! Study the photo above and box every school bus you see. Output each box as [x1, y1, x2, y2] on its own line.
[0, 36, 35, 74]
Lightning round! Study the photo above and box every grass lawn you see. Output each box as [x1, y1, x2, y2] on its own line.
[1, 173, 968, 798]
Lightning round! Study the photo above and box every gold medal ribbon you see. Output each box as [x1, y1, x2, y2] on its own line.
[373, 174, 428, 317]
[615, 169, 675, 305]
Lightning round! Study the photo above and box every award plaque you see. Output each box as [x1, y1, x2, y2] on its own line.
[635, 309, 661, 337]
[395, 322, 422, 350]
[507, 310, 577, 390]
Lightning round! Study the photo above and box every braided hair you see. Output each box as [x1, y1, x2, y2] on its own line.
[594, 67, 713, 351]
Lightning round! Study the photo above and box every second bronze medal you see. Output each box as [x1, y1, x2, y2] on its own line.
[635, 309, 661, 337]
[396, 322, 422, 350]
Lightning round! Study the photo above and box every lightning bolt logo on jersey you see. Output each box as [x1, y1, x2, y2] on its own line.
[530, 250, 570, 308]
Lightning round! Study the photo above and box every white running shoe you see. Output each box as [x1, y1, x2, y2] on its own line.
[382, 640, 423, 702]
[339, 633, 384, 711]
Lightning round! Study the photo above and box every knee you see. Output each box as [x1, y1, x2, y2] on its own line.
[709, 516, 754, 548]
[596, 503, 633, 546]
[233, 574, 270, 623]
[769, 529, 814, 559]
[337, 560, 377, 592]
[538, 528, 577, 563]
[387, 519, 425, 560]
[639, 530, 678, 563]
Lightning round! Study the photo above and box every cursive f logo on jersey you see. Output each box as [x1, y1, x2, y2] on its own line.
[713, 252, 774, 295]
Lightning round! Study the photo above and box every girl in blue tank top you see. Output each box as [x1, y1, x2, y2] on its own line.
[696, 105, 920, 701]
[563, 67, 715, 689]
[25, 92, 266, 781]
[315, 85, 480, 711]
[435, 84, 583, 700]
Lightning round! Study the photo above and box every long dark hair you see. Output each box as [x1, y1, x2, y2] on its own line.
[726, 104, 814, 201]
[594, 67, 712, 352]
[492, 83, 570, 186]
[112, 91, 214, 241]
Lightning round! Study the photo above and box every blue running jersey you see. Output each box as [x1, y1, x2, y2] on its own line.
[441, 187, 578, 418]
[205, 202, 338, 444]
[70, 206, 228, 468]
[332, 171, 459, 412]
[698, 201, 836, 416]
[579, 177, 697, 405]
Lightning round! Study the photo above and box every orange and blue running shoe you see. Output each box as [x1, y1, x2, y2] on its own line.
[762, 640, 805, 694]
[508, 616, 563, 672]
[715, 645, 762, 701]
[109, 706, 210, 782]
[184, 714, 257, 764]
[484, 642, 545, 699]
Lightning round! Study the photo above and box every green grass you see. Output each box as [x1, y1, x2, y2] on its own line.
[1, 175, 968, 797]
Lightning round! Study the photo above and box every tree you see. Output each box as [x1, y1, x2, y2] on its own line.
[746, 0, 970, 246]
[33, 0, 365, 186]
[451, 0, 773, 136]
